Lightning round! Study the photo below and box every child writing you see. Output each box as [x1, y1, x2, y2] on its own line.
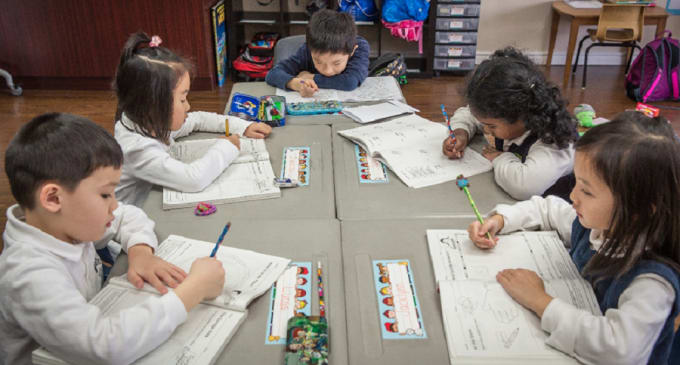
[265, 9, 370, 97]
[114, 32, 272, 207]
[0, 113, 226, 365]
[468, 111, 680, 364]
[442, 47, 578, 201]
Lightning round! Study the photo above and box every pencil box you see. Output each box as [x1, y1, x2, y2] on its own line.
[286, 101, 343, 116]
[228, 93, 286, 127]
[284, 315, 329, 365]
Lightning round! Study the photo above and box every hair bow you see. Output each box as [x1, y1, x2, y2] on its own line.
[149, 35, 162, 48]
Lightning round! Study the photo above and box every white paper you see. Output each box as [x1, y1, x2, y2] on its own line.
[110, 234, 291, 311]
[163, 138, 280, 209]
[275, 76, 404, 103]
[342, 100, 419, 124]
[427, 229, 600, 364]
[270, 266, 298, 340]
[338, 114, 492, 188]
[566, 0, 602, 8]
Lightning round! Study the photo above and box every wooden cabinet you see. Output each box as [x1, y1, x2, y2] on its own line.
[0, 0, 219, 90]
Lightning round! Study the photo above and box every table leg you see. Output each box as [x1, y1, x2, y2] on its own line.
[547, 8, 560, 67]
[563, 18, 581, 88]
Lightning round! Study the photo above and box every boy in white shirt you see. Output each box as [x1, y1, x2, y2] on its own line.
[0, 113, 225, 365]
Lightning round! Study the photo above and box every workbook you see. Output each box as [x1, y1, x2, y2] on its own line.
[337, 114, 492, 188]
[275, 76, 405, 103]
[426, 229, 601, 364]
[32, 234, 291, 365]
[162, 138, 281, 209]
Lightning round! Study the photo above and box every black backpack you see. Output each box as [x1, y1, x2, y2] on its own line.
[368, 53, 407, 84]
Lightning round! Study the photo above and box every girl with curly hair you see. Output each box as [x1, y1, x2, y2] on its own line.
[442, 47, 578, 201]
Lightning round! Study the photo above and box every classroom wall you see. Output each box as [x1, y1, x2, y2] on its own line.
[477, 0, 680, 65]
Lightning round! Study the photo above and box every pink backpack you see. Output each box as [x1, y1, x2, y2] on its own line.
[381, 19, 424, 53]
[625, 31, 680, 102]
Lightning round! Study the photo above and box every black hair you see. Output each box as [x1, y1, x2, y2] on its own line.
[306, 9, 357, 54]
[576, 111, 680, 280]
[5, 113, 123, 210]
[466, 47, 578, 149]
[113, 31, 194, 144]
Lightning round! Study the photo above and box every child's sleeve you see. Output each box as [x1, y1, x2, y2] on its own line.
[540, 274, 675, 364]
[96, 204, 158, 253]
[265, 44, 310, 90]
[125, 136, 239, 193]
[492, 143, 574, 200]
[173, 111, 252, 138]
[6, 256, 187, 365]
[313, 37, 370, 91]
[449, 105, 484, 137]
[491, 195, 575, 246]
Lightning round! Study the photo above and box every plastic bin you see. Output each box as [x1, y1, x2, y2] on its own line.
[433, 57, 476, 71]
[436, 18, 479, 31]
[434, 31, 477, 45]
[434, 45, 477, 58]
[437, 4, 481, 17]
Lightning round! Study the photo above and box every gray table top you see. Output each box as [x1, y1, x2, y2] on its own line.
[112, 218, 348, 365]
[141, 124, 336, 220]
[340, 218, 475, 365]
[332, 123, 517, 220]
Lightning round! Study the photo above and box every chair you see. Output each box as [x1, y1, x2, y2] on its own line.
[571, 4, 645, 89]
[273, 35, 306, 65]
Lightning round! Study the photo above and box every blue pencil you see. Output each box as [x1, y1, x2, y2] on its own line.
[441, 104, 456, 142]
[210, 222, 231, 257]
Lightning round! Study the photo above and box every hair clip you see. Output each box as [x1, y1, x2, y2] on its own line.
[149, 35, 163, 48]
[529, 83, 535, 89]
[194, 202, 216, 216]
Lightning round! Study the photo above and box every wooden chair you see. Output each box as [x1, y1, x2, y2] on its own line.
[571, 4, 645, 89]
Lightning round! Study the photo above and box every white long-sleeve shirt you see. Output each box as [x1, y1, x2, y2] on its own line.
[450, 106, 574, 200]
[492, 196, 675, 365]
[114, 111, 252, 207]
[0, 204, 187, 365]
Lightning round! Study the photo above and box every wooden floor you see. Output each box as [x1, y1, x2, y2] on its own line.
[1, 65, 679, 251]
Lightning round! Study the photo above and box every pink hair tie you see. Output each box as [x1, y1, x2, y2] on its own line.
[149, 35, 162, 48]
[194, 202, 216, 216]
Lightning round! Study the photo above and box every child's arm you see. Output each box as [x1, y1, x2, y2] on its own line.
[312, 37, 370, 91]
[98, 204, 187, 293]
[492, 142, 574, 200]
[449, 105, 485, 139]
[537, 275, 674, 364]
[265, 44, 309, 90]
[490, 195, 575, 245]
[172, 111, 253, 139]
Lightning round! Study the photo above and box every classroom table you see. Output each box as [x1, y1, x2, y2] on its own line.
[111, 218, 348, 365]
[547, 1, 669, 88]
[225, 81, 406, 125]
[340, 218, 474, 365]
[332, 123, 517, 220]
[141, 125, 335, 220]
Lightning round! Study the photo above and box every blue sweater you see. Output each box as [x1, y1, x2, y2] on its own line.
[265, 36, 370, 91]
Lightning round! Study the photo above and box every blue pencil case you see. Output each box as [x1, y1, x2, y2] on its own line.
[228, 92, 260, 121]
[286, 101, 343, 116]
[228, 93, 286, 127]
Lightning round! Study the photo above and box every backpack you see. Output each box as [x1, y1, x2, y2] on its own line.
[247, 32, 280, 57]
[233, 48, 273, 80]
[625, 31, 680, 102]
[368, 53, 408, 84]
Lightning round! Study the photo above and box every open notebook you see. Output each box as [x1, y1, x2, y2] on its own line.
[426, 229, 601, 365]
[33, 234, 291, 365]
[275, 76, 404, 103]
[337, 114, 492, 188]
[163, 138, 280, 209]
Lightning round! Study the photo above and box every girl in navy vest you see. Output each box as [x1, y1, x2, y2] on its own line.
[442, 47, 578, 201]
[466, 111, 680, 364]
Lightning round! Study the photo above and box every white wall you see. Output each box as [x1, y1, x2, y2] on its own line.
[477, 0, 680, 65]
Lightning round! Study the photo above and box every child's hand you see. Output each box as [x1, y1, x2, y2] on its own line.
[496, 269, 553, 318]
[188, 257, 225, 300]
[244, 123, 272, 139]
[482, 145, 502, 161]
[127, 244, 187, 294]
[467, 214, 503, 249]
[297, 71, 315, 80]
[225, 134, 241, 150]
[442, 129, 468, 159]
[288, 76, 319, 97]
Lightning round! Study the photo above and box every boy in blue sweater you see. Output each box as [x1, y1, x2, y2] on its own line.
[265, 9, 370, 97]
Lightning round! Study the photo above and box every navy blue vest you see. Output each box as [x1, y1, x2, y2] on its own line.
[495, 136, 575, 202]
[570, 219, 680, 364]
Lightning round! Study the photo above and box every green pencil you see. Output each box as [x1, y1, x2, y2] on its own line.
[456, 175, 493, 240]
